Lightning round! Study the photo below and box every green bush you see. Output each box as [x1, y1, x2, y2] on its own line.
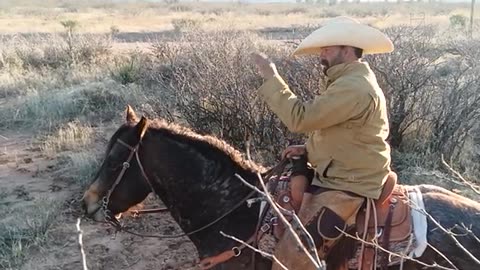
[110, 56, 140, 85]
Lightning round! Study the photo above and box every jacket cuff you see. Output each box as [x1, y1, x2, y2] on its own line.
[257, 74, 288, 102]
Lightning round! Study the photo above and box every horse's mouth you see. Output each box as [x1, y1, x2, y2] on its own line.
[92, 205, 106, 222]
[81, 200, 105, 221]
[82, 188, 106, 221]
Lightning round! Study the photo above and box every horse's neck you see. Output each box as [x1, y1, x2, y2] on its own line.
[143, 133, 260, 256]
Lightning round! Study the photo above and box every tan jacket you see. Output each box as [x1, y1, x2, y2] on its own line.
[258, 61, 391, 199]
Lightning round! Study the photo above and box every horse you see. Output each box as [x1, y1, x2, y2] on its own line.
[83, 106, 480, 270]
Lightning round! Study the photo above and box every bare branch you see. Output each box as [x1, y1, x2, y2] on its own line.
[460, 223, 480, 244]
[426, 243, 459, 270]
[409, 198, 480, 266]
[76, 218, 89, 270]
[219, 231, 289, 270]
[339, 230, 456, 270]
[441, 154, 480, 195]
[235, 173, 325, 269]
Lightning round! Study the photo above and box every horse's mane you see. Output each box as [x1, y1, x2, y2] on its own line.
[112, 118, 266, 174]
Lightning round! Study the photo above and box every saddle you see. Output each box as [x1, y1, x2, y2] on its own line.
[266, 171, 414, 270]
[354, 172, 413, 269]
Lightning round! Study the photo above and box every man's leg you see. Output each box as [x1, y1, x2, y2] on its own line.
[273, 156, 312, 239]
[289, 155, 312, 213]
[272, 190, 365, 270]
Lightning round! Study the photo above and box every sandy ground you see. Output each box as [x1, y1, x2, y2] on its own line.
[0, 131, 200, 270]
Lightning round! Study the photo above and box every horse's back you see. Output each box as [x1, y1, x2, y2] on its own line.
[417, 184, 478, 201]
[410, 184, 480, 270]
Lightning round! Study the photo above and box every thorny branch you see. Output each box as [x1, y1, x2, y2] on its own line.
[441, 154, 480, 195]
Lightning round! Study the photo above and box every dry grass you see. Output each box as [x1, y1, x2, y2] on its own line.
[0, 2, 475, 33]
[41, 121, 94, 157]
[53, 151, 101, 187]
[0, 198, 60, 270]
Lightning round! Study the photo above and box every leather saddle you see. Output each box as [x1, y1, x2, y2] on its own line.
[355, 172, 413, 269]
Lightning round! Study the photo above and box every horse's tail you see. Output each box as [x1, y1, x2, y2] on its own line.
[419, 184, 480, 269]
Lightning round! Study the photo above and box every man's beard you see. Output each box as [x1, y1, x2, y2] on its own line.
[321, 52, 343, 76]
[321, 59, 330, 75]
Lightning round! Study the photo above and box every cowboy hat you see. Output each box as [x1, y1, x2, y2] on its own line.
[292, 16, 394, 56]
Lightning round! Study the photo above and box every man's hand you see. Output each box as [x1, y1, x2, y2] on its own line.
[251, 52, 278, 79]
[282, 144, 307, 159]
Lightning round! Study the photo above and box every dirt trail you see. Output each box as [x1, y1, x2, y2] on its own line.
[0, 131, 198, 270]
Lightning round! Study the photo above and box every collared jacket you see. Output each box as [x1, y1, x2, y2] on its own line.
[258, 61, 391, 199]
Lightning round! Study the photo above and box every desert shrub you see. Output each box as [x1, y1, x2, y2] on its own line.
[255, 9, 271, 16]
[72, 34, 112, 65]
[449, 14, 467, 29]
[369, 26, 480, 173]
[0, 33, 113, 99]
[0, 33, 111, 71]
[369, 25, 443, 149]
[0, 80, 147, 129]
[168, 4, 192, 12]
[282, 7, 309, 15]
[110, 54, 142, 85]
[316, 9, 341, 18]
[146, 30, 323, 163]
[172, 18, 202, 32]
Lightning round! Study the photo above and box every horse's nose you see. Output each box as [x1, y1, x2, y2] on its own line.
[82, 187, 101, 217]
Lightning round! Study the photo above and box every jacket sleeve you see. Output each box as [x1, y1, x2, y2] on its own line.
[258, 74, 373, 132]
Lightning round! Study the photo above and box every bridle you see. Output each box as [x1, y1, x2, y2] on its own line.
[99, 139, 168, 222]
[94, 135, 287, 269]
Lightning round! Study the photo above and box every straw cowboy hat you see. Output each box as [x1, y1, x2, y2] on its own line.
[293, 16, 394, 56]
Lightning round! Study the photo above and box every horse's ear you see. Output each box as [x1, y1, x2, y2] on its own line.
[135, 116, 148, 139]
[126, 105, 138, 124]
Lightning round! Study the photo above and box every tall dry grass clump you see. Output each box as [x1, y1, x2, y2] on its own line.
[0, 32, 112, 98]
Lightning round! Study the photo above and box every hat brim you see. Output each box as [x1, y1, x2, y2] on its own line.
[292, 22, 394, 56]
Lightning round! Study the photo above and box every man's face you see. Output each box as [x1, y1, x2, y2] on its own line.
[319, 46, 345, 73]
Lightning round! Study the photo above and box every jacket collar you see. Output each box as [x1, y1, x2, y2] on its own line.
[326, 60, 369, 82]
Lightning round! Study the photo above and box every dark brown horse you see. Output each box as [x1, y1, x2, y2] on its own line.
[83, 106, 480, 270]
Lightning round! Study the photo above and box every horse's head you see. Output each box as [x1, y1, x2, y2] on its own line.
[83, 105, 152, 221]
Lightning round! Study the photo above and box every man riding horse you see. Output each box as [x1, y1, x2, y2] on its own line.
[252, 16, 395, 269]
